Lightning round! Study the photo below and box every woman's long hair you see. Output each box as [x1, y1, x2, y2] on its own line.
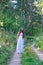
[17, 28, 24, 39]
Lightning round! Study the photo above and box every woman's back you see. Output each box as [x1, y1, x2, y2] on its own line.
[16, 28, 24, 54]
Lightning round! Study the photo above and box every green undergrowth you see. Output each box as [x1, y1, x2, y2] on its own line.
[34, 35, 43, 52]
[0, 31, 16, 65]
[21, 46, 42, 65]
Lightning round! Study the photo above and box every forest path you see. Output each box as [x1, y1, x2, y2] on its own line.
[31, 44, 43, 61]
[8, 52, 21, 65]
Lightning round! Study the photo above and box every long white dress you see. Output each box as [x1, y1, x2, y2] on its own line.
[16, 32, 24, 53]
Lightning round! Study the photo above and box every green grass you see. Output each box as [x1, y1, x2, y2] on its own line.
[34, 35, 43, 52]
[21, 46, 42, 65]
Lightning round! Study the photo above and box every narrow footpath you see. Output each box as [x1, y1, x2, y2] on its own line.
[8, 52, 21, 65]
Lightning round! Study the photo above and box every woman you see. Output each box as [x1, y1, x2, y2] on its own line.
[16, 28, 24, 54]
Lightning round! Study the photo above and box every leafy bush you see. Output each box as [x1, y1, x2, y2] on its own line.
[35, 36, 43, 52]
[21, 46, 41, 65]
[0, 31, 16, 65]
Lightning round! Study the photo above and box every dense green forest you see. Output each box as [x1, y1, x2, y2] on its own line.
[0, 0, 42, 35]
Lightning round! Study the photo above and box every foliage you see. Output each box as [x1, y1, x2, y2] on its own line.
[3, 11, 15, 32]
[35, 0, 43, 14]
[0, 0, 9, 11]
[21, 46, 41, 65]
[0, 0, 41, 36]
[0, 31, 16, 65]
[35, 35, 43, 52]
